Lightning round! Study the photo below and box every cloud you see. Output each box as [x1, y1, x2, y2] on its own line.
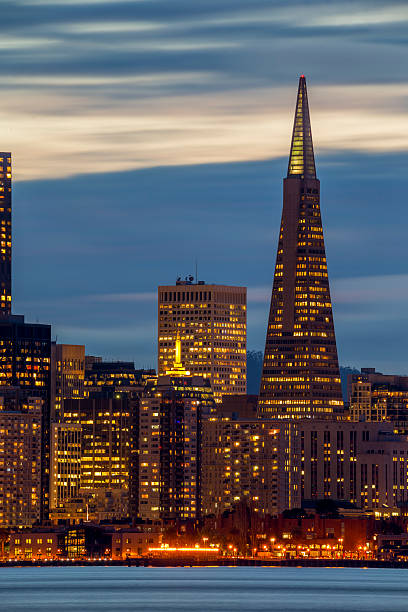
[333, 275, 408, 305]
[3, 84, 408, 181]
[11, 151, 408, 374]
[0, 1, 407, 179]
[3, 0, 408, 374]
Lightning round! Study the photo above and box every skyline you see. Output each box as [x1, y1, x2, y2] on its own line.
[2, 0, 408, 372]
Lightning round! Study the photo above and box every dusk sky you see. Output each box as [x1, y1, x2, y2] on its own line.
[3, 0, 408, 372]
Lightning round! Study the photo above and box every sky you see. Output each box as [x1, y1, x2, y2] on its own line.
[2, 0, 408, 372]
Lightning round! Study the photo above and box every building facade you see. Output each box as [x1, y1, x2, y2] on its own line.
[84, 360, 155, 395]
[8, 525, 162, 560]
[258, 76, 343, 418]
[158, 280, 246, 402]
[0, 315, 52, 519]
[349, 368, 408, 433]
[201, 418, 300, 517]
[9, 529, 61, 560]
[300, 420, 408, 510]
[139, 355, 214, 521]
[0, 397, 42, 527]
[51, 343, 85, 422]
[83, 361, 155, 519]
[0, 153, 11, 317]
[50, 422, 81, 510]
[62, 394, 133, 517]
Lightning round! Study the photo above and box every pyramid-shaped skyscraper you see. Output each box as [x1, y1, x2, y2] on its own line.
[258, 76, 343, 418]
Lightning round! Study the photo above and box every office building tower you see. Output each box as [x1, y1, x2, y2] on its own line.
[139, 338, 214, 521]
[0, 153, 11, 317]
[300, 420, 408, 511]
[83, 361, 155, 521]
[0, 315, 51, 519]
[51, 343, 85, 422]
[50, 423, 81, 510]
[158, 280, 246, 402]
[62, 393, 132, 518]
[258, 76, 343, 418]
[0, 397, 42, 527]
[201, 418, 300, 517]
[349, 368, 408, 433]
[0, 152, 53, 520]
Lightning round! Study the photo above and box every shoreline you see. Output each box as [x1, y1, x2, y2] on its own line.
[1, 558, 407, 569]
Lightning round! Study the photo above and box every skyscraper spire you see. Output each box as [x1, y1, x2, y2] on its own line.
[287, 76, 316, 180]
[258, 76, 343, 419]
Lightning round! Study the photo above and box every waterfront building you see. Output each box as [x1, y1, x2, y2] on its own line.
[9, 528, 61, 560]
[349, 368, 408, 433]
[201, 418, 300, 517]
[268, 514, 376, 558]
[51, 343, 85, 422]
[0, 396, 42, 527]
[258, 76, 343, 418]
[111, 527, 162, 560]
[158, 280, 246, 402]
[0, 153, 11, 317]
[8, 524, 162, 560]
[139, 337, 214, 521]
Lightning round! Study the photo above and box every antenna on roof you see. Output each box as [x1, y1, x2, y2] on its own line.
[195, 258, 198, 283]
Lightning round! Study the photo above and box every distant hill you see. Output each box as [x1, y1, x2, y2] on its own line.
[246, 351, 359, 403]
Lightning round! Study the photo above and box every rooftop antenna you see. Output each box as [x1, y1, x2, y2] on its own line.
[195, 258, 198, 283]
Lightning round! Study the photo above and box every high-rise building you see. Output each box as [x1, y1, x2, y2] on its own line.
[0, 315, 52, 519]
[201, 418, 300, 517]
[82, 361, 156, 521]
[158, 280, 246, 402]
[62, 393, 133, 518]
[139, 338, 214, 521]
[300, 420, 408, 511]
[258, 76, 343, 418]
[349, 368, 408, 433]
[50, 422, 81, 510]
[0, 153, 53, 521]
[0, 153, 11, 317]
[0, 396, 42, 527]
[51, 343, 85, 422]
[62, 394, 131, 492]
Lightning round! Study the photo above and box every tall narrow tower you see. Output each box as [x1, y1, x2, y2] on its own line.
[258, 76, 343, 418]
[0, 153, 11, 317]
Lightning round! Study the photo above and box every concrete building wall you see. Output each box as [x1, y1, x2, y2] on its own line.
[300, 421, 408, 509]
